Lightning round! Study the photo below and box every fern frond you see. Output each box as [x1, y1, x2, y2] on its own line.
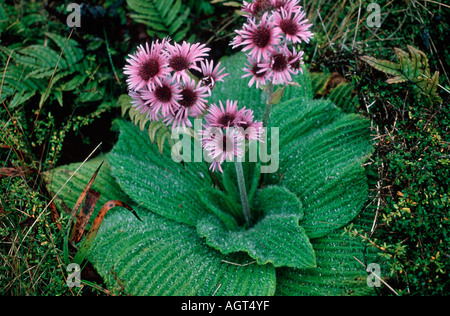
[44, 32, 84, 66]
[19, 45, 68, 69]
[359, 56, 401, 76]
[118, 93, 186, 158]
[126, 0, 191, 41]
[360, 45, 441, 103]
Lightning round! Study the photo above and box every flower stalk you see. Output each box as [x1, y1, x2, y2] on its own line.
[262, 82, 274, 127]
[235, 159, 252, 227]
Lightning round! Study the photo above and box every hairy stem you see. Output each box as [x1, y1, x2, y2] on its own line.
[235, 159, 251, 226]
[262, 82, 274, 127]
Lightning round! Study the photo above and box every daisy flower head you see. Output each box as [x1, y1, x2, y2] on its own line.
[235, 108, 263, 142]
[204, 100, 246, 128]
[123, 41, 170, 91]
[201, 127, 245, 173]
[142, 77, 181, 118]
[165, 78, 209, 131]
[242, 56, 270, 88]
[165, 41, 211, 82]
[286, 46, 304, 74]
[233, 12, 281, 62]
[129, 89, 159, 121]
[259, 47, 298, 85]
[273, 7, 313, 44]
[271, 0, 302, 12]
[242, 0, 274, 19]
[199, 60, 229, 94]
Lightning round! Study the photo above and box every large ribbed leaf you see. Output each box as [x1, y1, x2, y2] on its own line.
[275, 215, 378, 296]
[87, 206, 276, 296]
[108, 119, 212, 227]
[46, 156, 276, 296]
[269, 96, 373, 239]
[45, 155, 130, 216]
[197, 186, 316, 269]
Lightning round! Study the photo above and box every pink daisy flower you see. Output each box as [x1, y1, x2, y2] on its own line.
[273, 8, 314, 44]
[259, 48, 298, 85]
[164, 78, 209, 131]
[142, 77, 181, 117]
[204, 100, 246, 128]
[242, 0, 274, 19]
[165, 41, 211, 82]
[201, 127, 245, 173]
[235, 109, 263, 141]
[242, 57, 270, 88]
[199, 60, 229, 94]
[129, 89, 159, 121]
[233, 12, 281, 61]
[286, 46, 304, 74]
[123, 41, 170, 91]
[271, 0, 301, 12]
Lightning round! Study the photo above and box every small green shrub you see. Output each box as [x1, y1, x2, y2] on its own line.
[356, 48, 450, 295]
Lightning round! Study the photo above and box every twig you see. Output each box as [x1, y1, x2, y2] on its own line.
[353, 256, 399, 296]
[34, 28, 74, 127]
[212, 283, 222, 296]
[0, 49, 14, 102]
[419, 0, 450, 9]
[352, 0, 362, 50]
[316, 9, 334, 51]
[221, 259, 256, 267]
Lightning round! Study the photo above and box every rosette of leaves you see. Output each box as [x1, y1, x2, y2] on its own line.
[49, 53, 377, 296]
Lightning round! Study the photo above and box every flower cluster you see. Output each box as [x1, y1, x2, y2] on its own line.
[124, 39, 263, 173]
[124, 39, 229, 131]
[201, 100, 262, 173]
[232, 0, 313, 88]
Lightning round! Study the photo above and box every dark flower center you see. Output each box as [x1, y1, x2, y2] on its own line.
[252, 27, 271, 48]
[139, 59, 160, 81]
[237, 122, 249, 130]
[218, 114, 236, 127]
[154, 85, 172, 103]
[179, 89, 197, 108]
[272, 0, 287, 10]
[169, 55, 190, 72]
[252, 0, 273, 16]
[280, 19, 299, 36]
[201, 76, 214, 89]
[290, 58, 301, 70]
[272, 54, 288, 72]
[221, 135, 233, 152]
[252, 64, 267, 78]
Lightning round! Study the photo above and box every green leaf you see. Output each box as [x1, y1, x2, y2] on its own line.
[359, 55, 401, 76]
[197, 186, 316, 269]
[45, 155, 131, 211]
[270, 96, 373, 239]
[126, 0, 191, 42]
[108, 119, 212, 227]
[87, 206, 276, 296]
[269, 86, 286, 105]
[47, 156, 276, 296]
[197, 187, 241, 230]
[276, 215, 379, 296]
